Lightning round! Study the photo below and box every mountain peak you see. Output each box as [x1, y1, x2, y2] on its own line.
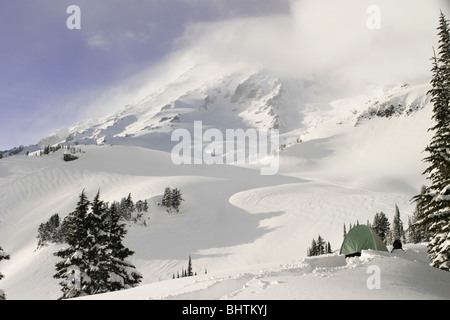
[32, 69, 431, 159]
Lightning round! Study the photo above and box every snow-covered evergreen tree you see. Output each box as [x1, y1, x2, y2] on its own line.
[143, 200, 149, 212]
[171, 188, 184, 213]
[119, 193, 135, 221]
[54, 191, 142, 299]
[125, 193, 134, 214]
[85, 191, 111, 295]
[372, 212, 390, 243]
[187, 255, 193, 277]
[0, 245, 10, 300]
[54, 190, 92, 299]
[409, 186, 431, 243]
[136, 200, 149, 213]
[316, 235, 325, 255]
[162, 187, 172, 208]
[103, 202, 142, 291]
[37, 213, 66, 248]
[392, 204, 404, 242]
[408, 213, 422, 244]
[307, 235, 332, 256]
[161, 187, 184, 213]
[413, 11, 450, 271]
[327, 241, 332, 254]
[307, 239, 317, 257]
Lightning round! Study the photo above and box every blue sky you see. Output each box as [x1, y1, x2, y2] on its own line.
[0, 0, 290, 150]
[0, 0, 448, 150]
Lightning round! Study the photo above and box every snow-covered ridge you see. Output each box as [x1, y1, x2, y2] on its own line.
[356, 83, 431, 124]
[32, 71, 431, 154]
[1, 69, 431, 164]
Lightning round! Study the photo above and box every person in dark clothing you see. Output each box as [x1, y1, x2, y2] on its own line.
[391, 239, 404, 252]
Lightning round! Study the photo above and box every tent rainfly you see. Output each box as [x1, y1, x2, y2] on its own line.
[339, 225, 388, 257]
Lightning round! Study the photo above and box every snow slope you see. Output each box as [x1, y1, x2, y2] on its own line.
[78, 244, 450, 300]
[0, 73, 449, 300]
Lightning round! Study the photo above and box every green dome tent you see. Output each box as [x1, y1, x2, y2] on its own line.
[340, 225, 388, 257]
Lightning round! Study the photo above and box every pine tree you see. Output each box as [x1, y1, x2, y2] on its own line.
[54, 190, 92, 299]
[372, 212, 390, 243]
[85, 191, 111, 295]
[134, 199, 149, 224]
[103, 202, 142, 291]
[408, 214, 421, 244]
[54, 191, 142, 299]
[385, 230, 393, 247]
[0, 246, 10, 300]
[409, 186, 431, 243]
[37, 221, 52, 248]
[171, 188, 184, 213]
[316, 235, 325, 255]
[413, 11, 450, 271]
[162, 187, 172, 208]
[392, 204, 404, 242]
[119, 193, 135, 221]
[187, 255, 193, 277]
[125, 193, 134, 213]
[308, 239, 317, 257]
[161, 187, 184, 213]
[37, 213, 66, 248]
[327, 241, 332, 254]
[136, 200, 144, 213]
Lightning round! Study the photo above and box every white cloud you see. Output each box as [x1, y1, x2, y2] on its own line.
[87, 34, 109, 49]
[63, 0, 450, 131]
[161, 0, 449, 96]
[124, 31, 151, 43]
[86, 28, 154, 50]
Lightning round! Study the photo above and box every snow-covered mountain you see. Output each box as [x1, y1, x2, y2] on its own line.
[1, 66, 449, 301]
[37, 69, 288, 150]
[32, 69, 433, 166]
[32, 70, 408, 143]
